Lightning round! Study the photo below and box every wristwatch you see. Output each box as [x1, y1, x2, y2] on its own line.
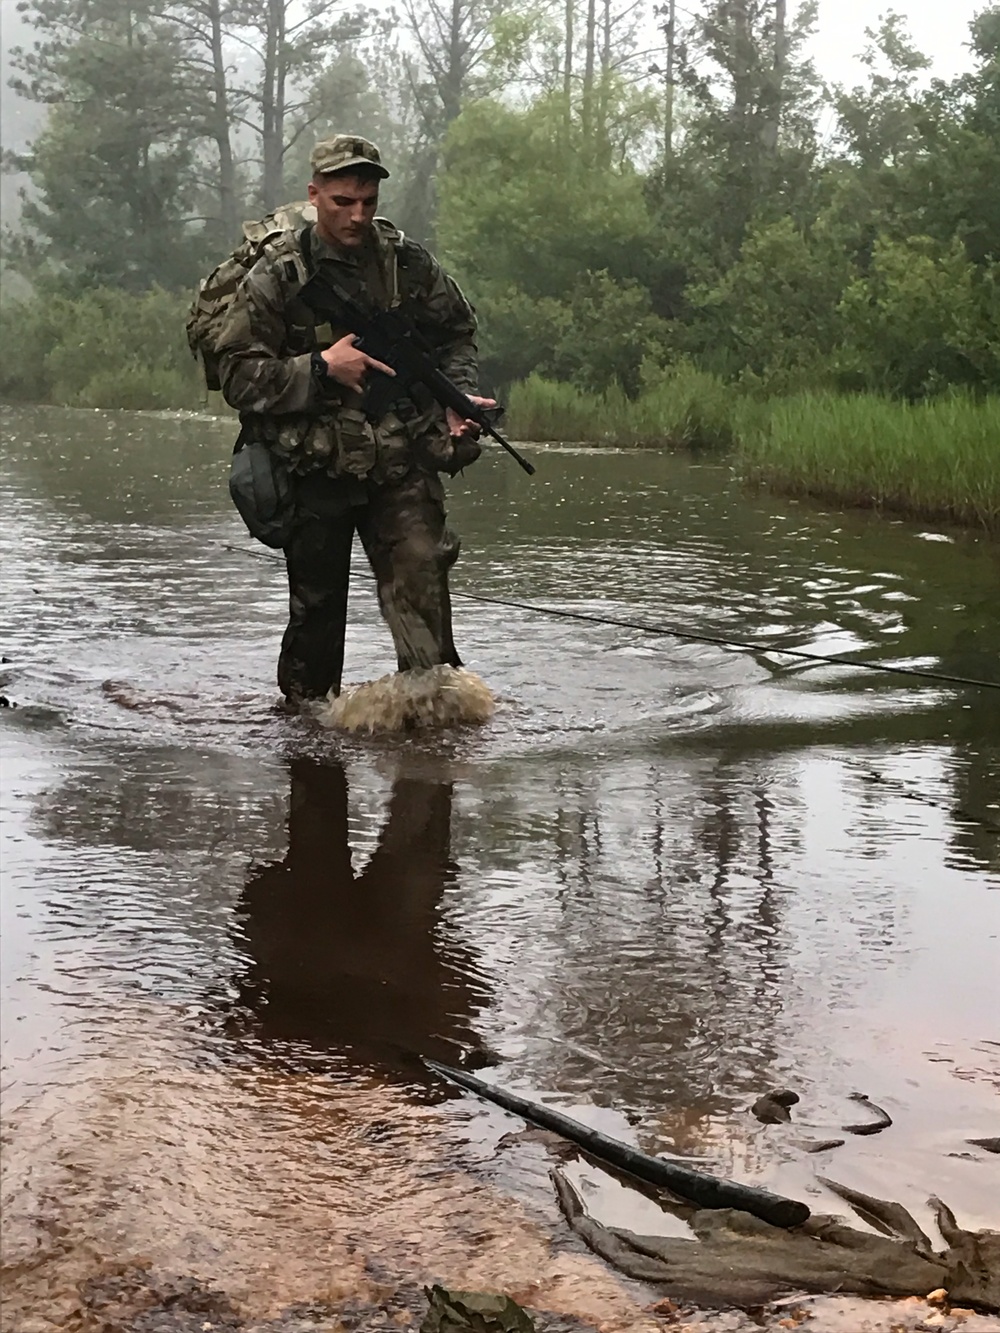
[311, 350, 342, 400]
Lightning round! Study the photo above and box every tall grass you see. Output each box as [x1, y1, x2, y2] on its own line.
[738, 392, 1000, 532]
[507, 367, 741, 451]
[507, 373, 999, 532]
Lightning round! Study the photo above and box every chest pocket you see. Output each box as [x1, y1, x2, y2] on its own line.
[285, 292, 329, 354]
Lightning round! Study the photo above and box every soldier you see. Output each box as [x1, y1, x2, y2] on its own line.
[215, 134, 494, 704]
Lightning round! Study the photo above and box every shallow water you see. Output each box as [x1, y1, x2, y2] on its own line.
[1, 405, 998, 1330]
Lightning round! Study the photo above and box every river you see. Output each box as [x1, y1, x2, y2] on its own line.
[1, 404, 998, 1332]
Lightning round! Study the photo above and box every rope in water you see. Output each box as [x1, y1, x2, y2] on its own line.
[221, 543, 1000, 692]
[451, 590, 1000, 691]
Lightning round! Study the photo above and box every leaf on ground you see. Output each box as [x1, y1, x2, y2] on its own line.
[420, 1285, 537, 1333]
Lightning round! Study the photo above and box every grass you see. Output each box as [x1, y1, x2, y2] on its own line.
[737, 391, 1000, 533]
[507, 373, 1000, 533]
[506, 367, 742, 451]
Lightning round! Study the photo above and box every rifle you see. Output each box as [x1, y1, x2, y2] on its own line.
[299, 267, 536, 476]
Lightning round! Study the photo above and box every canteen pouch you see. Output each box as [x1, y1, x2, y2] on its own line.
[229, 427, 295, 548]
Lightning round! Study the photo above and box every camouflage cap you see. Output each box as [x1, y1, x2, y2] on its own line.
[310, 134, 389, 179]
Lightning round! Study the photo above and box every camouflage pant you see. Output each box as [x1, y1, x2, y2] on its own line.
[277, 468, 462, 701]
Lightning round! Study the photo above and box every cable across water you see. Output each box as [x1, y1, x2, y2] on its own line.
[221, 543, 1000, 693]
[450, 589, 1000, 692]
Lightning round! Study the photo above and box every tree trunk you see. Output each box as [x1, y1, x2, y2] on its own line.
[761, 0, 786, 157]
[563, 0, 573, 132]
[440, 0, 465, 124]
[581, 0, 596, 141]
[208, 0, 238, 240]
[663, 0, 676, 160]
[260, 0, 284, 208]
[595, 0, 610, 152]
[729, 0, 752, 141]
[726, 0, 754, 246]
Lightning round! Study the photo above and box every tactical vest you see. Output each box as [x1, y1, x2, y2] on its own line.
[189, 209, 457, 484]
[186, 204, 404, 392]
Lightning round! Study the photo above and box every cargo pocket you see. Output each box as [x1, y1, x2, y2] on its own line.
[229, 439, 295, 548]
[300, 419, 336, 465]
[334, 406, 377, 478]
[275, 419, 308, 462]
[374, 411, 414, 484]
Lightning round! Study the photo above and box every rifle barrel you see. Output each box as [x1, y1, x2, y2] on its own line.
[483, 421, 535, 475]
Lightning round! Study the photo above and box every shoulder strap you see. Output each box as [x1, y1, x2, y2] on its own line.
[299, 223, 314, 273]
[373, 217, 404, 309]
[260, 226, 312, 291]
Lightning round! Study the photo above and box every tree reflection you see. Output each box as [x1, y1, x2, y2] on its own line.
[947, 736, 1000, 876]
[230, 758, 489, 1080]
[463, 758, 799, 1160]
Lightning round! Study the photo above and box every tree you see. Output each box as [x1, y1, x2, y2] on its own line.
[151, 0, 245, 245]
[437, 95, 672, 389]
[652, 0, 823, 259]
[7, 0, 208, 288]
[236, 0, 370, 209]
[832, 12, 930, 169]
[889, 8, 1000, 266]
[396, 0, 533, 240]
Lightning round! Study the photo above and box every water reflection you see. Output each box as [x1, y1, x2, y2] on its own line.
[230, 758, 489, 1078]
[470, 758, 803, 1156]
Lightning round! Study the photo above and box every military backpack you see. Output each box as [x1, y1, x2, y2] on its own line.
[185, 201, 319, 393]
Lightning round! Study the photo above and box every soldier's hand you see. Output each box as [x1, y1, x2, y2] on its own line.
[446, 395, 497, 438]
[321, 335, 395, 392]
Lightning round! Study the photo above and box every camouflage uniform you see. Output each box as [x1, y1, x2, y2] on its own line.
[216, 214, 481, 701]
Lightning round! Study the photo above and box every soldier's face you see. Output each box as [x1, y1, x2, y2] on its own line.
[309, 173, 380, 248]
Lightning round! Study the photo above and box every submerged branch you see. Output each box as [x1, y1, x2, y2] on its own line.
[424, 1060, 809, 1228]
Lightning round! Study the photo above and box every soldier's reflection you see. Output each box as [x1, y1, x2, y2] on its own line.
[233, 758, 486, 1076]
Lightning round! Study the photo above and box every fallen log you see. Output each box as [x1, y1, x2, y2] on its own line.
[424, 1059, 809, 1229]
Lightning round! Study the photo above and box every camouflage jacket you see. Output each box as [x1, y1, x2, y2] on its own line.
[215, 218, 481, 482]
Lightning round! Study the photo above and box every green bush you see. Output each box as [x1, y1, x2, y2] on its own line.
[688, 216, 850, 396]
[0, 285, 202, 410]
[74, 367, 201, 411]
[834, 237, 999, 398]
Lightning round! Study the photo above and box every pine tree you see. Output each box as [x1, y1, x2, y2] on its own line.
[8, 0, 209, 288]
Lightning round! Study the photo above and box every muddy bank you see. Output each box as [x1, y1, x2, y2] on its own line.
[9, 1251, 1000, 1333]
